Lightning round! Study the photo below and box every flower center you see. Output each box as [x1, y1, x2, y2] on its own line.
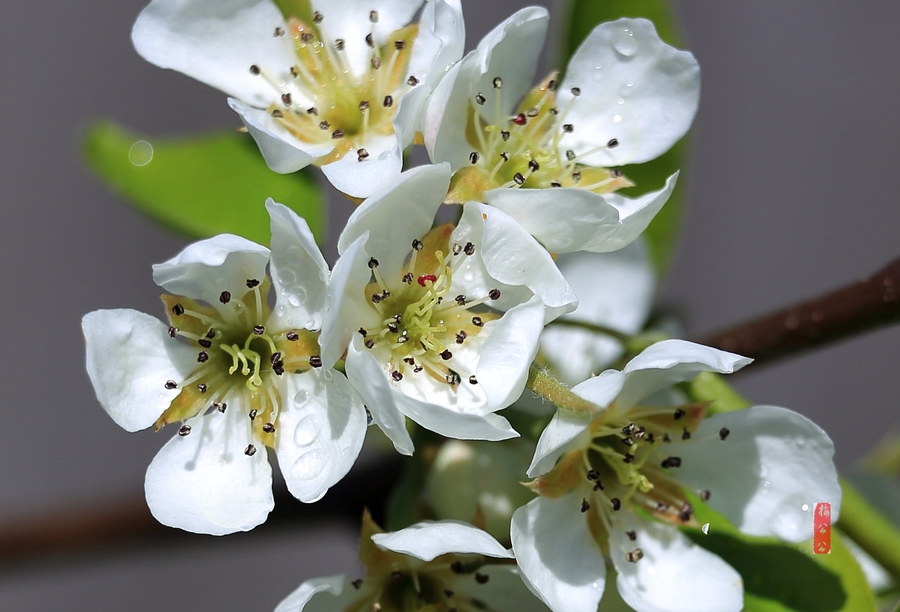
[358, 225, 500, 389]
[447, 74, 634, 202]
[251, 13, 420, 165]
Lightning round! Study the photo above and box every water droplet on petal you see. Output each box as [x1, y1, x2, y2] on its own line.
[291, 449, 327, 481]
[701, 523, 710, 534]
[129, 141, 154, 166]
[802, 503, 810, 512]
[760, 464, 768, 477]
[293, 413, 322, 445]
[613, 114, 622, 123]
[279, 268, 298, 286]
[294, 389, 310, 407]
[612, 27, 638, 57]
[763, 481, 771, 489]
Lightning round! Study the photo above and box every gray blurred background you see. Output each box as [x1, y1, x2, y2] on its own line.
[1, 0, 898, 609]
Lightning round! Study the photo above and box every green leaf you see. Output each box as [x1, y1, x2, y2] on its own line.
[83, 121, 324, 246]
[560, 0, 688, 274]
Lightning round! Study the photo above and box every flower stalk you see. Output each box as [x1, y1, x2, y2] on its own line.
[525, 364, 602, 414]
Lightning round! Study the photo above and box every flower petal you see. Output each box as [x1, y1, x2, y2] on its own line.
[275, 369, 368, 503]
[319, 134, 404, 199]
[151, 233, 270, 307]
[337, 163, 450, 278]
[266, 200, 330, 332]
[83, 309, 199, 432]
[229, 99, 334, 173]
[541, 243, 655, 385]
[408, 0, 465, 89]
[511, 493, 607, 612]
[610, 514, 742, 612]
[144, 406, 274, 535]
[372, 520, 512, 561]
[673, 405, 841, 542]
[274, 574, 350, 612]
[485, 173, 677, 254]
[527, 409, 593, 478]
[132, 0, 296, 108]
[558, 18, 700, 166]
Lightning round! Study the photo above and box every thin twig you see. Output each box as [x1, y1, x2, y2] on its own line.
[698, 255, 900, 365]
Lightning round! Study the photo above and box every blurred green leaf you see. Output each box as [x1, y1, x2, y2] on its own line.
[83, 121, 324, 246]
[560, 0, 688, 274]
[272, 0, 313, 22]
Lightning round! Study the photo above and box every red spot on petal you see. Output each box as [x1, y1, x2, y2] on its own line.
[513, 113, 527, 126]
[417, 274, 437, 287]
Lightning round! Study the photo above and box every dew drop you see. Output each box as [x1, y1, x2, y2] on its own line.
[278, 268, 298, 286]
[291, 449, 327, 481]
[324, 370, 333, 381]
[293, 414, 322, 445]
[288, 293, 303, 307]
[763, 481, 771, 489]
[759, 464, 768, 477]
[802, 503, 810, 512]
[613, 114, 622, 123]
[294, 389, 310, 406]
[617, 98, 625, 105]
[612, 27, 638, 57]
[701, 523, 710, 534]
[129, 140, 154, 166]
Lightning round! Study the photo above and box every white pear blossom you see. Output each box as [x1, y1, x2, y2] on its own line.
[511, 340, 841, 612]
[132, 0, 464, 198]
[275, 516, 547, 612]
[82, 201, 367, 535]
[425, 10, 699, 253]
[320, 163, 577, 455]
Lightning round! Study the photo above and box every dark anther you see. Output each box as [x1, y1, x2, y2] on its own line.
[446, 372, 460, 385]
[273, 362, 284, 375]
[626, 530, 637, 541]
[172, 303, 185, 316]
[319, 121, 330, 130]
[607, 138, 619, 148]
[249, 64, 261, 75]
[612, 168, 623, 177]
[513, 113, 527, 126]
[549, 107, 559, 115]
[673, 408, 685, 420]
[700, 489, 711, 502]
[472, 316, 484, 327]
[309, 355, 323, 368]
[274, 27, 285, 37]
[623, 453, 635, 463]
[527, 107, 539, 117]
[402, 272, 414, 284]
[645, 432, 655, 444]
[611, 498, 622, 511]
[371, 293, 383, 304]
[387, 322, 398, 333]
[197, 351, 209, 363]
[307, 107, 319, 116]
[281, 92, 292, 106]
[262, 422, 275, 433]
[500, 151, 509, 161]
[198, 339, 212, 348]
[395, 40, 406, 50]
[414, 365, 423, 373]
[475, 93, 486, 105]
[165, 380, 177, 389]
[513, 172, 525, 185]
[501, 130, 510, 141]
[178, 425, 191, 436]
[168, 326, 178, 338]
[635, 427, 646, 439]
[455, 295, 467, 306]
[215, 402, 227, 413]
[719, 427, 731, 441]
[456, 331, 468, 344]
[547, 79, 558, 91]
[679, 502, 694, 522]
[371, 57, 382, 69]
[244, 444, 257, 456]
[313, 10, 323, 23]
[249, 409, 257, 421]
[625, 549, 643, 563]
[586, 469, 600, 481]
[444, 589, 454, 598]
[286, 331, 299, 341]
[450, 561, 465, 574]
[369, 10, 378, 22]
[365, 33, 374, 47]
[464, 242, 475, 255]
[253, 325, 265, 335]
[368, 257, 379, 269]
[412, 238, 424, 251]
[663, 433, 671, 443]
[571, 86, 581, 96]
[403, 357, 415, 365]
[290, 66, 299, 77]
[572, 171, 582, 183]
[657, 502, 670, 513]
[219, 291, 231, 304]
[440, 349, 453, 360]
[488, 288, 501, 300]
[562, 123, 574, 133]
[383, 95, 393, 107]
[469, 151, 480, 164]
[351, 579, 363, 590]
[622, 423, 636, 435]
[332, 129, 344, 139]
[681, 427, 691, 440]
[529, 159, 540, 172]
[246, 278, 261, 289]
[580, 498, 590, 513]
[364, 338, 375, 349]
[468, 375, 478, 384]
[475, 573, 490, 584]
[492, 77, 502, 89]
[550, 181, 561, 188]
[452, 243, 462, 255]
[593, 481, 604, 491]
[407, 75, 419, 86]
[359, 100, 370, 111]
[357, 148, 370, 161]
[565, 149, 576, 161]
[335, 39, 345, 50]
[621, 437, 634, 447]
[661, 456, 682, 468]
[301, 32, 314, 43]
[271, 352, 282, 365]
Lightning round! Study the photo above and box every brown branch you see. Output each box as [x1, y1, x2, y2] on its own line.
[698, 255, 900, 365]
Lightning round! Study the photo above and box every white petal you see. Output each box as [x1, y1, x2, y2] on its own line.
[320, 234, 382, 369]
[527, 409, 593, 478]
[132, 0, 296, 108]
[337, 163, 450, 278]
[426, 7, 548, 170]
[558, 18, 700, 166]
[372, 520, 512, 560]
[344, 342, 414, 455]
[571, 369, 626, 409]
[266, 200, 330, 331]
[541, 243, 655, 385]
[511, 494, 607, 612]
[82, 309, 198, 432]
[275, 369, 367, 503]
[409, 0, 465, 89]
[485, 173, 677, 254]
[311, 0, 423, 78]
[615, 339, 751, 413]
[229, 99, 334, 173]
[451, 565, 550, 612]
[610, 514, 742, 612]
[144, 406, 274, 535]
[151, 233, 270, 306]
[461, 203, 576, 323]
[319, 134, 403, 199]
[274, 574, 350, 612]
[673, 405, 841, 543]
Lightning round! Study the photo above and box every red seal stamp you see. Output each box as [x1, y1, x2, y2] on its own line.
[813, 502, 831, 554]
